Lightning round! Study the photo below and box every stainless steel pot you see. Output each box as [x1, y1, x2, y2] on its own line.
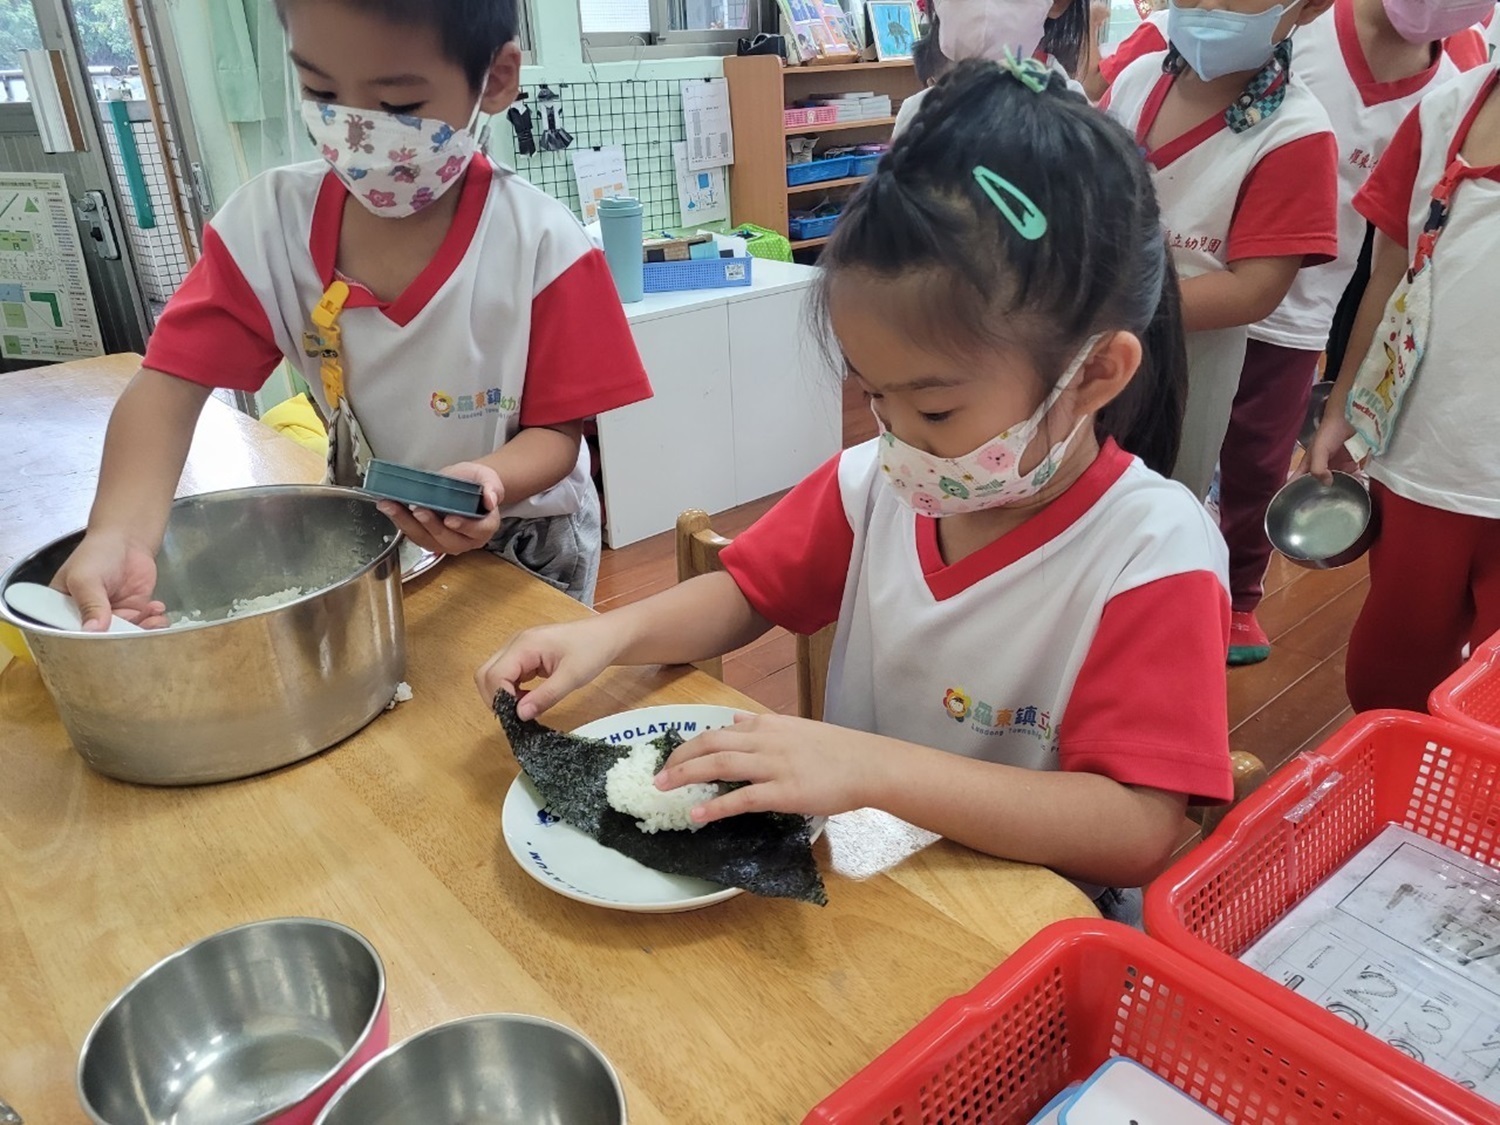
[0, 486, 405, 785]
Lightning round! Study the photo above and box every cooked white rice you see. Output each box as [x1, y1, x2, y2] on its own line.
[605, 740, 721, 833]
[229, 587, 305, 616]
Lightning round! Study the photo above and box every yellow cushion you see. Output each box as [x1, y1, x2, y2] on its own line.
[260, 393, 329, 458]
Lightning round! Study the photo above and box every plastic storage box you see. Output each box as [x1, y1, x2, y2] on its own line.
[1145, 710, 1500, 1125]
[784, 105, 840, 129]
[848, 153, 881, 177]
[805, 918, 1464, 1124]
[787, 157, 853, 187]
[789, 212, 840, 241]
[1431, 630, 1500, 737]
[362, 459, 486, 517]
[642, 255, 752, 293]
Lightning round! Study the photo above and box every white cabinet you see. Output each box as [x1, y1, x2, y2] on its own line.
[596, 262, 841, 549]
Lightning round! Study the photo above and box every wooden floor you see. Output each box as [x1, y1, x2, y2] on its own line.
[594, 383, 1365, 781]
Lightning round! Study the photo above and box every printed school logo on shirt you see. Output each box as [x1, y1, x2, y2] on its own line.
[942, 688, 1055, 746]
[429, 387, 519, 419]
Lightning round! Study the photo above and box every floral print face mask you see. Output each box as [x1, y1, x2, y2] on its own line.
[301, 96, 484, 217]
[875, 336, 1099, 517]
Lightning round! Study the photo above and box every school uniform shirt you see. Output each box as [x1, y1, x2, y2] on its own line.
[719, 439, 1235, 806]
[1104, 51, 1338, 496]
[144, 154, 652, 520]
[1254, 0, 1463, 351]
[1353, 63, 1500, 518]
[1099, 10, 1483, 87]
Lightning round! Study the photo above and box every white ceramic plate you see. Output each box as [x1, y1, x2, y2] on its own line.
[501, 704, 750, 913]
[398, 539, 443, 584]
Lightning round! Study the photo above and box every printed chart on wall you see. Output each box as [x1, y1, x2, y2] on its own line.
[0, 172, 104, 362]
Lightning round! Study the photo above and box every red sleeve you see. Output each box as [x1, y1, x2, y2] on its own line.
[1060, 571, 1233, 805]
[142, 224, 284, 391]
[518, 249, 653, 426]
[1354, 105, 1424, 249]
[1098, 22, 1166, 86]
[1227, 132, 1340, 265]
[719, 454, 853, 637]
[1444, 29, 1489, 71]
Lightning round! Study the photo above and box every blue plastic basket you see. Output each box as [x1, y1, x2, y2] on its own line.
[789, 212, 840, 241]
[848, 153, 881, 177]
[787, 156, 853, 187]
[642, 256, 753, 293]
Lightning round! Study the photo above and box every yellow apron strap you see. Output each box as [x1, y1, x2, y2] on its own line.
[302, 279, 351, 408]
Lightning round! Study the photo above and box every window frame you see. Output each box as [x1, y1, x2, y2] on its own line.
[579, 0, 770, 59]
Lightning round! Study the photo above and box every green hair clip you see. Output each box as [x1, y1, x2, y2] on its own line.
[973, 166, 1048, 241]
[999, 49, 1052, 95]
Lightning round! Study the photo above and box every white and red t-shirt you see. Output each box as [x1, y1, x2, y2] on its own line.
[1353, 64, 1500, 518]
[1100, 9, 1485, 87]
[145, 154, 652, 518]
[720, 439, 1234, 805]
[1254, 0, 1463, 350]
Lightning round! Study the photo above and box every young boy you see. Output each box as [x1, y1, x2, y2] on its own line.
[1218, 0, 1472, 664]
[58, 0, 651, 626]
[1102, 0, 1340, 502]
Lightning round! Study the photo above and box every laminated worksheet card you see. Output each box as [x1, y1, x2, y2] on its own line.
[1060, 1060, 1227, 1124]
[681, 79, 734, 171]
[672, 142, 728, 227]
[572, 145, 630, 225]
[1242, 824, 1500, 1100]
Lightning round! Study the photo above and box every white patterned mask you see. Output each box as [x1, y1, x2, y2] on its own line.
[876, 336, 1099, 516]
[302, 97, 483, 217]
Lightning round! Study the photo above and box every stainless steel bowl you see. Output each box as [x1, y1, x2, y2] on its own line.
[78, 918, 389, 1125]
[1299, 380, 1335, 449]
[314, 1014, 628, 1125]
[1266, 471, 1378, 569]
[0, 486, 405, 785]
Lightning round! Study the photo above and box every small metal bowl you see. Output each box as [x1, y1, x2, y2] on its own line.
[78, 919, 389, 1125]
[1299, 380, 1335, 449]
[314, 1014, 627, 1125]
[1266, 471, 1377, 570]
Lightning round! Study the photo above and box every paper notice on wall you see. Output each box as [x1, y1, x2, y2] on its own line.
[572, 145, 630, 224]
[672, 142, 729, 227]
[0, 172, 104, 362]
[681, 78, 734, 171]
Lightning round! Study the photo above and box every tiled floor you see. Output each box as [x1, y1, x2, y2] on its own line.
[595, 383, 1364, 780]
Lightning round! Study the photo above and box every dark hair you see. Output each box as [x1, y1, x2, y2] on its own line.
[913, 11, 951, 85]
[1040, 0, 1092, 78]
[819, 59, 1186, 476]
[275, 0, 518, 90]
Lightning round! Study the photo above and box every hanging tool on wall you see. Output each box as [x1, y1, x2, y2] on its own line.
[537, 86, 574, 151]
[507, 91, 536, 157]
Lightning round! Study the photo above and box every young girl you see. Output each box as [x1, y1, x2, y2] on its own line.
[478, 60, 1234, 915]
[1306, 60, 1500, 713]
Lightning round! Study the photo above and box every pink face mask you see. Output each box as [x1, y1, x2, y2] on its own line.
[1381, 0, 1494, 44]
[939, 0, 1055, 62]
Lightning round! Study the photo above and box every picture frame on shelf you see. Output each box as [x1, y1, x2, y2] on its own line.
[868, 1, 918, 60]
[777, 0, 861, 64]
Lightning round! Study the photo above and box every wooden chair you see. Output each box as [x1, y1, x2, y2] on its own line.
[675, 510, 835, 721]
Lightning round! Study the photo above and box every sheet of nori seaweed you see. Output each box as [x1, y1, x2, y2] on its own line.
[492, 692, 827, 905]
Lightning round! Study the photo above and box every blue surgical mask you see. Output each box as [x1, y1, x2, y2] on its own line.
[1167, 0, 1299, 82]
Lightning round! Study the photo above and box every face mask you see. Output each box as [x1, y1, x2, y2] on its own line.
[1381, 0, 1493, 43]
[1167, 0, 1298, 82]
[302, 96, 484, 218]
[875, 337, 1100, 517]
[940, 0, 1053, 63]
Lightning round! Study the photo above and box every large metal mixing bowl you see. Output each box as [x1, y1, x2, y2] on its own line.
[0, 486, 405, 784]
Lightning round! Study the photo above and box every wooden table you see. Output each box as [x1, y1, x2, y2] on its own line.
[0, 355, 1095, 1124]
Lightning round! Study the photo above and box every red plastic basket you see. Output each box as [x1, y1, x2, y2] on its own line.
[1145, 710, 1500, 1125]
[804, 919, 1462, 1125]
[1431, 630, 1500, 737]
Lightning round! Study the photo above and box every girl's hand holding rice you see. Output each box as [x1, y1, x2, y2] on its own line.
[655, 712, 890, 825]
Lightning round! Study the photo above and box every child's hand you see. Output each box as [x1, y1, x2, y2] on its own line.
[1300, 413, 1359, 485]
[475, 617, 625, 719]
[377, 461, 504, 555]
[53, 530, 169, 631]
[655, 713, 886, 825]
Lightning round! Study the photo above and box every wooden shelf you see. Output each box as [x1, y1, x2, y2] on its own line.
[784, 61, 915, 75]
[790, 236, 830, 250]
[786, 115, 898, 136]
[787, 175, 869, 195]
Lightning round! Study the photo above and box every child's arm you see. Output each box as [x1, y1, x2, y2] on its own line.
[475, 571, 775, 720]
[1304, 229, 1408, 482]
[660, 721, 1188, 889]
[1179, 256, 1303, 333]
[54, 367, 212, 630]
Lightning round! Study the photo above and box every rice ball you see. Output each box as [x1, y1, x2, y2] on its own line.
[605, 740, 722, 833]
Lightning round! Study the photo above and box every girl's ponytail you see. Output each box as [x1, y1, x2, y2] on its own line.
[1098, 248, 1187, 477]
